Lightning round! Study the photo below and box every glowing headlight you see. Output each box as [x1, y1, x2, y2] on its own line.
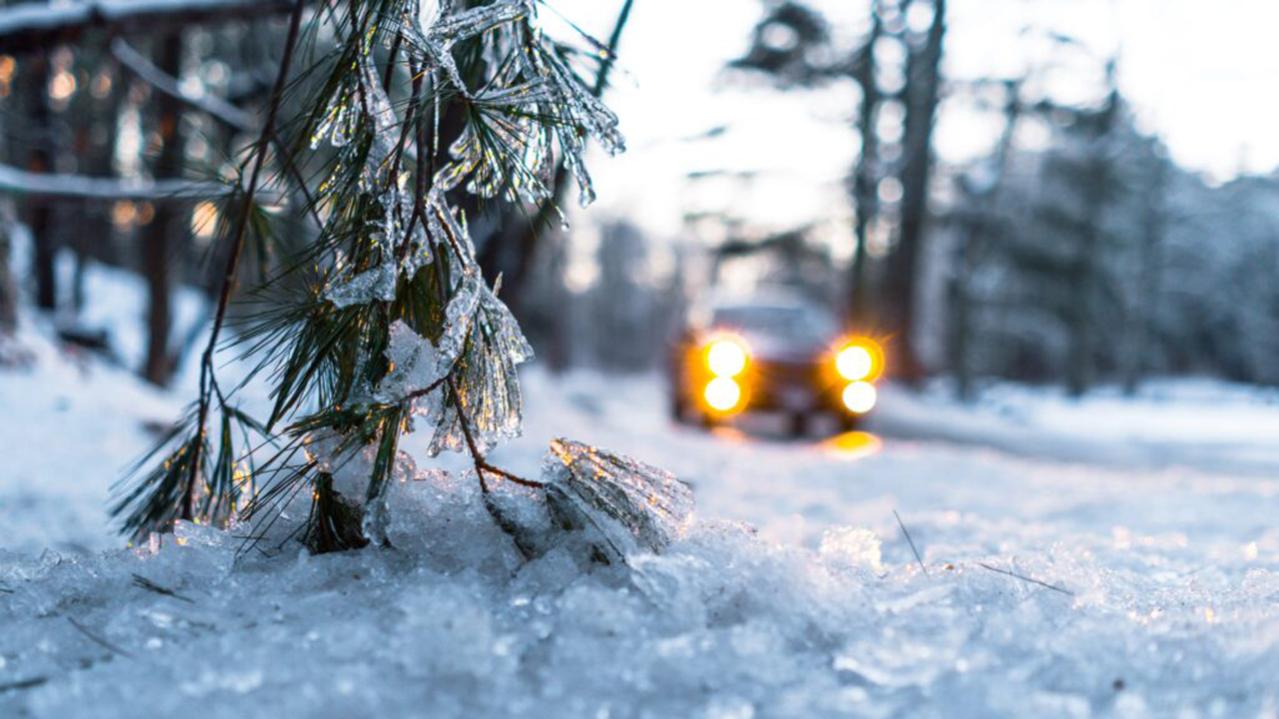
[835, 344, 874, 381]
[841, 381, 877, 414]
[703, 377, 742, 412]
[706, 338, 748, 377]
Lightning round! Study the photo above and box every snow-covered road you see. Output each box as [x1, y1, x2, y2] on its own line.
[3, 328, 1279, 717]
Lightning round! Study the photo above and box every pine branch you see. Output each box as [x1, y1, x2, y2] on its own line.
[184, 0, 307, 520]
[0, 0, 301, 54]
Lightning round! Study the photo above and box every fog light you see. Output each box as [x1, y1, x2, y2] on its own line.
[841, 381, 877, 414]
[704, 376, 742, 412]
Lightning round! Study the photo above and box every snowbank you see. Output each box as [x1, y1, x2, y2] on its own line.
[0, 317, 180, 553]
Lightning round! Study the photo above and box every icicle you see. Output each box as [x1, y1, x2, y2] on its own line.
[541, 439, 694, 563]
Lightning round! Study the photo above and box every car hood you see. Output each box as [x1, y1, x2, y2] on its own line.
[738, 331, 826, 365]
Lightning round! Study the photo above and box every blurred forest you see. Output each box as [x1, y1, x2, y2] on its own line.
[1, 0, 1277, 399]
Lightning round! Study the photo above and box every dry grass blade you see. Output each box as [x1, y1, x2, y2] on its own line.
[894, 509, 929, 578]
[66, 616, 133, 658]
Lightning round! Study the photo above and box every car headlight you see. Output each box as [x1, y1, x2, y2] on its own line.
[706, 337, 748, 377]
[835, 338, 883, 381]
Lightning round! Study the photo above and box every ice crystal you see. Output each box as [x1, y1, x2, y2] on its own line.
[541, 438, 694, 563]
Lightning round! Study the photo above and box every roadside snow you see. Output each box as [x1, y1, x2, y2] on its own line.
[0, 318, 180, 553]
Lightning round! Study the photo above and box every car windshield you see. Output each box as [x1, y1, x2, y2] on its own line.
[711, 304, 835, 344]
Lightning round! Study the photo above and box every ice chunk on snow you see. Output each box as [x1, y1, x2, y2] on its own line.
[819, 526, 885, 574]
[541, 438, 694, 563]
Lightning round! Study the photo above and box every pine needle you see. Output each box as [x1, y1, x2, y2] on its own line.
[977, 562, 1074, 596]
[0, 676, 48, 694]
[66, 616, 133, 658]
[894, 509, 929, 578]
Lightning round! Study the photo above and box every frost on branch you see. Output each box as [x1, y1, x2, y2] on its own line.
[540, 438, 695, 564]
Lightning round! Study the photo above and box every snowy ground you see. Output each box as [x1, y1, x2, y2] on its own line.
[4, 275, 1279, 716]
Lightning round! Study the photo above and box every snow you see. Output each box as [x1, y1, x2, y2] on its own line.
[4, 267, 1279, 716]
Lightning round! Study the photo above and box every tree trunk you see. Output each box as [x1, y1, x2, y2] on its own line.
[883, 0, 944, 381]
[23, 51, 58, 311]
[140, 34, 187, 386]
[0, 223, 16, 333]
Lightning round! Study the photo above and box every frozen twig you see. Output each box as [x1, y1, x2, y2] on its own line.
[448, 377, 543, 490]
[894, 509, 928, 578]
[977, 561, 1074, 596]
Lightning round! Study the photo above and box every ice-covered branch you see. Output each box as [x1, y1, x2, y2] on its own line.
[0, 162, 228, 202]
[0, 0, 297, 54]
[111, 38, 255, 131]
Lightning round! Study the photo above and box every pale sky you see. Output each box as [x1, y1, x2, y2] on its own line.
[547, 0, 1279, 268]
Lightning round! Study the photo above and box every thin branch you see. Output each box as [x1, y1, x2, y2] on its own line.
[0, 162, 228, 202]
[111, 37, 325, 231]
[185, 0, 307, 519]
[112, 37, 256, 131]
[977, 561, 1074, 596]
[0, 0, 299, 54]
[893, 509, 928, 578]
[448, 376, 543, 490]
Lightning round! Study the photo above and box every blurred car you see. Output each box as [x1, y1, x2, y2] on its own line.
[668, 296, 885, 435]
